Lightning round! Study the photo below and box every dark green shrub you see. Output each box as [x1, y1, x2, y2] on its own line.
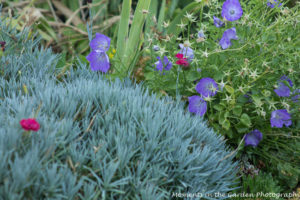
[0, 18, 238, 199]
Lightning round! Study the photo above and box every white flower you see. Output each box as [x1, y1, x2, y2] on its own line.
[222, 94, 232, 103]
[249, 69, 259, 79]
[202, 50, 209, 58]
[163, 20, 170, 28]
[177, 20, 187, 30]
[184, 12, 196, 22]
[158, 47, 167, 56]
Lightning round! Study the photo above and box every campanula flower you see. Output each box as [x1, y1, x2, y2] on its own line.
[178, 44, 194, 62]
[89, 33, 110, 52]
[175, 53, 189, 67]
[195, 77, 218, 97]
[153, 45, 160, 51]
[270, 109, 292, 128]
[222, 0, 243, 21]
[188, 96, 207, 116]
[154, 56, 172, 72]
[219, 27, 238, 49]
[267, 0, 282, 8]
[274, 75, 293, 97]
[20, 118, 40, 131]
[213, 16, 225, 28]
[244, 129, 263, 147]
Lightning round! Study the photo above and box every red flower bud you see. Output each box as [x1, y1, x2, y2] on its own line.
[20, 118, 40, 131]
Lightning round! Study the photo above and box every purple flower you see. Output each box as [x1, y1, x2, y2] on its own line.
[270, 109, 292, 128]
[87, 33, 111, 72]
[86, 50, 110, 72]
[213, 16, 225, 28]
[179, 44, 194, 62]
[195, 77, 218, 97]
[188, 96, 207, 116]
[89, 33, 111, 52]
[222, 0, 243, 21]
[274, 76, 293, 97]
[153, 45, 160, 51]
[219, 27, 238, 49]
[291, 89, 300, 103]
[244, 129, 263, 147]
[154, 56, 173, 72]
[267, 0, 282, 8]
[197, 30, 205, 38]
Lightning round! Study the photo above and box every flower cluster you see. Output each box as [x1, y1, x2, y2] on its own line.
[175, 53, 189, 67]
[86, 33, 111, 73]
[20, 118, 40, 132]
[154, 56, 173, 73]
[267, 0, 282, 8]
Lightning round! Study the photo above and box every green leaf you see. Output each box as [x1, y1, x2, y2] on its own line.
[232, 105, 243, 116]
[241, 113, 251, 127]
[219, 111, 229, 125]
[222, 120, 231, 131]
[235, 122, 249, 133]
[225, 85, 235, 94]
[213, 104, 223, 112]
[157, 0, 166, 32]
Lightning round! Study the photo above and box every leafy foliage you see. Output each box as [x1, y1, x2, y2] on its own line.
[0, 18, 238, 199]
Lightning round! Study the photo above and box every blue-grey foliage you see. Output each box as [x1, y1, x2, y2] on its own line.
[0, 18, 238, 200]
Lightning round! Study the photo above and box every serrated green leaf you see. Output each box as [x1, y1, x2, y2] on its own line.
[241, 113, 251, 127]
[232, 105, 242, 116]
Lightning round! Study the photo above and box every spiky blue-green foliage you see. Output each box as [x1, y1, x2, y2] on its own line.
[0, 18, 238, 200]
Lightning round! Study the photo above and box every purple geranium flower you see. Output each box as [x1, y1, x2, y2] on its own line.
[213, 16, 225, 28]
[188, 96, 207, 116]
[154, 56, 173, 72]
[179, 44, 194, 62]
[244, 129, 263, 147]
[267, 0, 282, 8]
[270, 109, 292, 128]
[222, 0, 243, 21]
[195, 77, 218, 97]
[198, 30, 205, 38]
[274, 75, 293, 97]
[89, 33, 111, 52]
[219, 27, 238, 49]
[86, 50, 110, 72]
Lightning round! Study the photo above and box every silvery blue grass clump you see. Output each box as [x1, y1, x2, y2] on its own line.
[139, 0, 299, 191]
[0, 20, 238, 199]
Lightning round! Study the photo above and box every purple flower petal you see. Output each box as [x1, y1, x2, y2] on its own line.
[291, 89, 300, 103]
[188, 96, 207, 116]
[195, 77, 218, 97]
[244, 129, 263, 147]
[179, 44, 194, 62]
[89, 33, 111, 52]
[213, 16, 225, 28]
[267, 0, 282, 8]
[222, 0, 243, 21]
[270, 109, 292, 128]
[154, 56, 172, 72]
[274, 83, 290, 97]
[219, 27, 238, 49]
[280, 75, 293, 87]
[86, 50, 110, 72]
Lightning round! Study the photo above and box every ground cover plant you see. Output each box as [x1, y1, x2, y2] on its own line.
[1, 0, 300, 199]
[0, 12, 239, 199]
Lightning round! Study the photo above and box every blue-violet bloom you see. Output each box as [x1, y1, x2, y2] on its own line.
[274, 75, 293, 97]
[179, 44, 194, 62]
[195, 77, 218, 97]
[270, 109, 292, 128]
[222, 0, 243, 21]
[213, 16, 225, 27]
[86, 50, 110, 72]
[188, 96, 207, 116]
[89, 33, 111, 52]
[154, 56, 173, 72]
[244, 129, 263, 147]
[219, 27, 238, 49]
[291, 89, 300, 103]
[267, 0, 282, 8]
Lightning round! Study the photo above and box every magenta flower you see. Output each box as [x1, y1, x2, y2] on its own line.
[86, 33, 111, 72]
[154, 56, 172, 72]
[213, 16, 225, 28]
[195, 77, 218, 97]
[188, 96, 207, 116]
[175, 53, 189, 67]
[219, 27, 238, 49]
[270, 109, 292, 128]
[274, 76, 293, 97]
[20, 118, 40, 132]
[222, 0, 243, 21]
[267, 0, 282, 8]
[244, 129, 263, 147]
[178, 44, 194, 62]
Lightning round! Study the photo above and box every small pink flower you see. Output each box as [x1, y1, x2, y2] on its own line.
[20, 118, 40, 131]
